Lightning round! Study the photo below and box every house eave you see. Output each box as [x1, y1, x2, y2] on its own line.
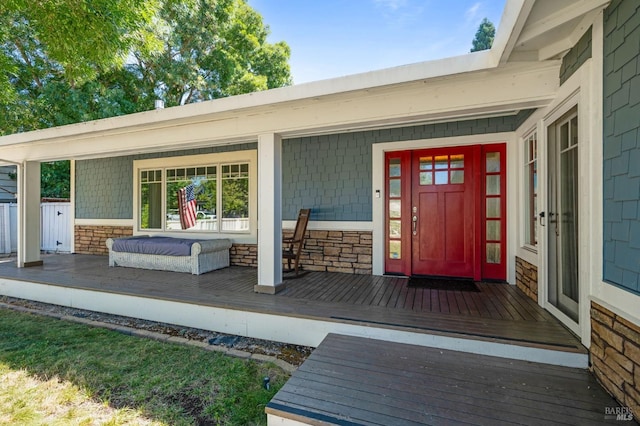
[0, 59, 560, 163]
[0, 0, 546, 164]
[0, 50, 496, 148]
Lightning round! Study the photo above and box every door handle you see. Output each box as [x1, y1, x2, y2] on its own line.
[412, 215, 418, 235]
[539, 211, 545, 227]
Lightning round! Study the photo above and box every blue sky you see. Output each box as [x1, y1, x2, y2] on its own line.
[248, 0, 506, 84]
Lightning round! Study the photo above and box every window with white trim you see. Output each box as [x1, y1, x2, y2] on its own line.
[135, 151, 256, 235]
[524, 131, 538, 247]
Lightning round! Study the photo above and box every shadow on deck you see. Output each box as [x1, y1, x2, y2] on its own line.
[267, 334, 617, 426]
[0, 254, 586, 367]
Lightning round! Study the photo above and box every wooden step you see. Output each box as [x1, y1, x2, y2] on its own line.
[267, 333, 617, 426]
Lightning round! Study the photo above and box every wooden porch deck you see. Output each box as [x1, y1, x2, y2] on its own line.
[267, 334, 616, 426]
[0, 254, 586, 358]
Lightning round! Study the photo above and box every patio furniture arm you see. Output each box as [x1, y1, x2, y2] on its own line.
[192, 239, 233, 255]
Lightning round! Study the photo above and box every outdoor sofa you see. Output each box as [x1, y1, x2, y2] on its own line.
[106, 236, 232, 275]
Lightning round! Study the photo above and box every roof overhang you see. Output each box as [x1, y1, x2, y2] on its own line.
[0, 0, 610, 164]
[0, 60, 560, 163]
[501, 0, 610, 62]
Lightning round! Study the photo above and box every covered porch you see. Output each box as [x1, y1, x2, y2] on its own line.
[0, 5, 565, 295]
[0, 254, 587, 368]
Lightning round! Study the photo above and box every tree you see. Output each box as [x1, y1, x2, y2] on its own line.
[0, 0, 291, 133]
[0, 0, 162, 134]
[471, 18, 495, 52]
[128, 0, 291, 107]
[0, 0, 291, 196]
[41, 161, 70, 199]
[0, 0, 160, 102]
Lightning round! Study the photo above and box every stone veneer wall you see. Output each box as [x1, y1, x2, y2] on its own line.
[515, 257, 538, 302]
[75, 225, 259, 267]
[230, 244, 258, 267]
[590, 301, 640, 417]
[284, 230, 372, 274]
[74, 225, 373, 274]
[75, 225, 134, 255]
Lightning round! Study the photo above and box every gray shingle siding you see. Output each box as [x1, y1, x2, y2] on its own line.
[603, 0, 640, 295]
[75, 144, 256, 219]
[76, 115, 531, 223]
[283, 133, 372, 221]
[282, 113, 532, 221]
[560, 27, 592, 85]
[76, 157, 133, 219]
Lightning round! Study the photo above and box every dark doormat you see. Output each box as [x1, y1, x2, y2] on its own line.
[407, 276, 480, 292]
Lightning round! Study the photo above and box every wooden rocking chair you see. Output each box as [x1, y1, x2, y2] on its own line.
[283, 208, 311, 275]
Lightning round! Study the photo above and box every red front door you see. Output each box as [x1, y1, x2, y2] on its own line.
[384, 144, 506, 281]
[411, 146, 477, 278]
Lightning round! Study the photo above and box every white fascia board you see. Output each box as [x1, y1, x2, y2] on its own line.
[537, 10, 600, 61]
[0, 51, 495, 148]
[0, 1, 544, 162]
[493, 0, 535, 64]
[517, 0, 610, 46]
[0, 158, 21, 166]
[0, 61, 561, 163]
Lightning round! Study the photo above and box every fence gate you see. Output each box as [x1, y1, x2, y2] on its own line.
[41, 202, 71, 252]
[0, 203, 17, 254]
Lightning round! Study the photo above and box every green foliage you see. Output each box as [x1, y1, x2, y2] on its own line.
[198, 179, 218, 214]
[471, 18, 495, 52]
[222, 177, 249, 218]
[0, 0, 291, 198]
[41, 161, 70, 199]
[0, 0, 160, 133]
[0, 0, 291, 133]
[129, 0, 291, 107]
[1, 0, 160, 91]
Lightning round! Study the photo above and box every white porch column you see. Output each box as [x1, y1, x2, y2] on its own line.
[254, 133, 284, 294]
[17, 161, 42, 267]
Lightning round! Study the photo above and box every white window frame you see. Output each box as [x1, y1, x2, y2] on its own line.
[133, 150, 258, 243]
[523, 129, 538, 251]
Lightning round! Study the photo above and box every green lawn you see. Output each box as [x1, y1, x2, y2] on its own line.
[0, 308, 289, 425]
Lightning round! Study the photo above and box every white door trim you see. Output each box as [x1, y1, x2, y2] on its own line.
[371, 133, 515, 277]
[538, 57, 598, 346]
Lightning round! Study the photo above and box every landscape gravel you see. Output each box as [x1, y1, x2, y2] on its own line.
[0, 296, 313, 371]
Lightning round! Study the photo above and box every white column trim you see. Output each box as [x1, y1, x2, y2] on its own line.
[255, 133, 284, 293]
[16, 163, 22, 266]
[18, 161, 42, 267]
[69, 160, 76, 253]
[74, 219, 135, 227]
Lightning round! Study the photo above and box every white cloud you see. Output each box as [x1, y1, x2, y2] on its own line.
[373, 0, 408, 11]
[372, 0, 424, 29]
[465, 2, 482, 23]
